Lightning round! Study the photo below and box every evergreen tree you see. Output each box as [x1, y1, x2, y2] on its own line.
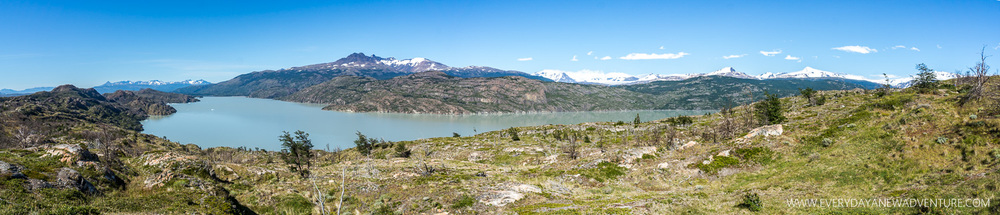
[633, 114, 641, 126]
[354, 131, 372, 156]
[754, 91, 785, 125]
[279, 130, 314, 177]
[913, 63, 938, 90]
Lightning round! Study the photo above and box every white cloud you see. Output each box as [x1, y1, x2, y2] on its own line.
[619, 52, 689, 60]
[571, 55, 578, 61]
[517, 57, 533, 61]
[601, 56, 611, 60]
[587, 51, 593, 56]
[785, 55, 800, 61]
[910, 47, 920, 51]
[892, 45, 906, 49]
[723, 54, 747, 59]
[937, 44, 943, 49]
[659, 46, 665, 50]
[832, 45, 878, 54]
[760, 50, 782, 56]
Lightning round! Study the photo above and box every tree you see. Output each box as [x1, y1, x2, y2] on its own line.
[452, 132, 461, 138]
[279, 130, 314, 177]
[633, 114, 641, 126]
[394, 143, 411, 158]
[754, 91, 785, 126]
[506, 127, 520, 141]
[965, 46, 992, 102]
[354, 131, 373, 156]
[799, 87, 816, 105]
[913, 63, 938, 91]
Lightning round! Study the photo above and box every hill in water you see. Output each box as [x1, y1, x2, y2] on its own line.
[282, 71, 661, 114]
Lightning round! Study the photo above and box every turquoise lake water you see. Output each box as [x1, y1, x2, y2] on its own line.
[142, 97, 714, 150]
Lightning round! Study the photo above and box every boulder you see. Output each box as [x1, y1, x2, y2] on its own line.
[743, 124, 783, 139]
[0, 161, 26, 179]
[56, 167, 97, 194]
[479, 183, 542, 207]
[678, 141, 699, 150]
[27, 179, 53, 190]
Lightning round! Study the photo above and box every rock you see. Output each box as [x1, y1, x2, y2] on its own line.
[717, 150, 730, 157]
[743, 124, 783, 139]
[27, 179, 53, 190]
[622, 147, 657, 163]
[678, 141, 698, 150]
[479, 183, 542, 207]
[56, 168, 97, 194]
[140, 152, 196, 167]
[43, 144, 99, 164]
[468, 151, 484, 162]
[0, 161, 26, 179]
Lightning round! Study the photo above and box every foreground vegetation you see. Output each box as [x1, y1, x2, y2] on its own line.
[2, 64, 1000, 214]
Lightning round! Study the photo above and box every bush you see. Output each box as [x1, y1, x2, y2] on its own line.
[734, 147, 775, 165]
[450, 195, 476, 209]
[506, 127, 520, 141]
[394, 143, 411, 158]
[666, 115, 694, 126]
[692, 155, 739, 175]
[580, 162, 627, 182]
[738, 192, 763, 212]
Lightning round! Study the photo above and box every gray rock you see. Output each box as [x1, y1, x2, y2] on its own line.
[0, 161, 26, 179]
[27, 179, 53, 190]
[56, 168, 97, 194]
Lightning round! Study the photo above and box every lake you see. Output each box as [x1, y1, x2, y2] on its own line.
[141, 97, 714, 151]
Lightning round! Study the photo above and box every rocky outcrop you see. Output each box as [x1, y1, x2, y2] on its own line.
[56, 168, 97, 194]
[743, 124, 783, 139]
[0, 161, 26, 179]
[42, 144, 99, 165]
[478, 183, 542, 207]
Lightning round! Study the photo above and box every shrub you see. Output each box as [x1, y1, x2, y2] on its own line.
[506, 127, 520, 141]
[734, 147, 775, 165]
[692, 155, 739, 175]
[450, 195, 476, 209]
[452, 132, 461, 137]
[394, 143, 411, 158]
[821, 138, 834, 147]
[738, 192, 763, 212]
[580, 162, 626, 182]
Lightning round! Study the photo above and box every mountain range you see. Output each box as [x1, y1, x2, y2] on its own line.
[1, 80, 211, 97]
[534, 66, 957, 88]
[174, 53, 548, 98]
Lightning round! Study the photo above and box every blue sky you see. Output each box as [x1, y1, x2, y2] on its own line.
[1, 0, 998, 89]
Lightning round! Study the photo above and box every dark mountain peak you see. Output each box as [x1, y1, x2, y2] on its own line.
[51, 84, 104, 100]
[333, 52, 388, 65]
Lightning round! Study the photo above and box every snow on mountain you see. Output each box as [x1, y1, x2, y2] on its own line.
[535, 70, 577, 83]
[885, 71, 960, 88]
[102, 79, 211, 86]
[757, 67, 847, 79]
[693, 67, 756, 79]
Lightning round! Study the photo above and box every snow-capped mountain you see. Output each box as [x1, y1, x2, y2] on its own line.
[93, 79, 212, 94]
[535, 70, 577, 83]
[694, 67, 756, 79]
[533, 70, 640, 85]
[755, 67, 868, 80]
[101, 79, 211, 86]
[533, 67, 756, 85]
[286, 53, 543, 80]
[885, 71, 960, 88]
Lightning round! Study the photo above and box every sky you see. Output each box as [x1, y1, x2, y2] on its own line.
[1, 0, 999, 90]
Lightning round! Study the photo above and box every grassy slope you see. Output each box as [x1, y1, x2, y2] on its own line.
[2, 79, 999, 214]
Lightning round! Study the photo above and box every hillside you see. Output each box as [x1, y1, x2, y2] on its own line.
[282, 71, 661, 114]
[175, 53, 548, 98]
[2, 77, 997, 214]
[619, 76, 878, 109]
